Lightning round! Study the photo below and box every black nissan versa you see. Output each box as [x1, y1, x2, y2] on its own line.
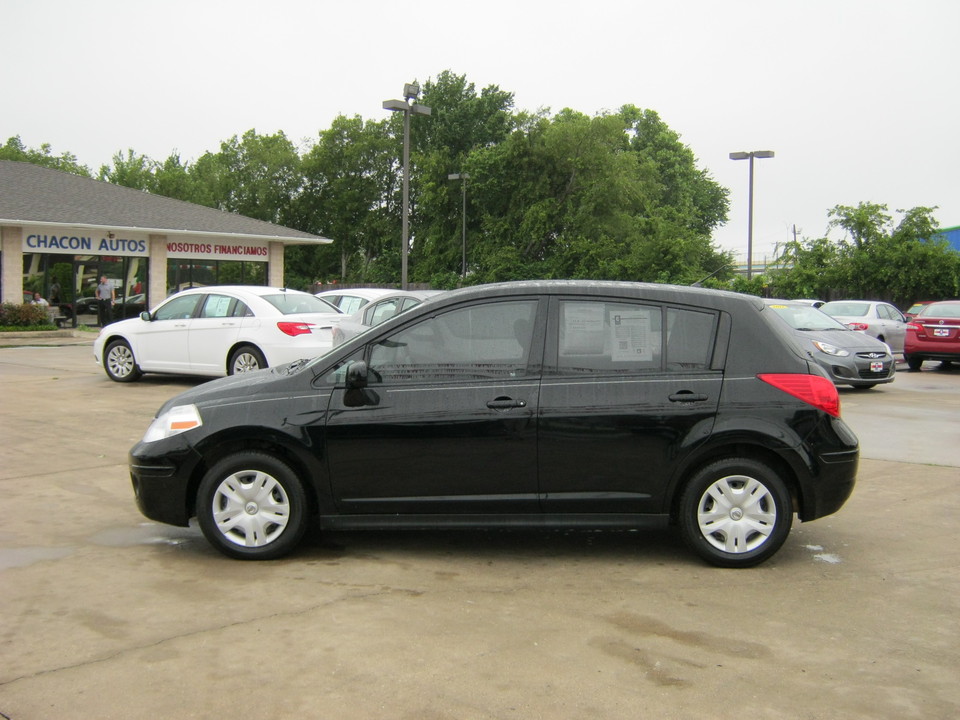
[129, 281, 859, 568]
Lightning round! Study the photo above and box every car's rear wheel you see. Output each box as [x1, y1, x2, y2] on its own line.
[229, 345, 267, 375]
[197, 452, 307, 560]
[103, 339, 142, 382]
[679, 458, 793, 568]
[905, 354, 923, 371]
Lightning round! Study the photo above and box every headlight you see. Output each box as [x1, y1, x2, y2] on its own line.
[812, 340, 850, 357]
[142, 404, 203, 443]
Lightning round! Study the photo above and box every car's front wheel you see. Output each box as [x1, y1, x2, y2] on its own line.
[229, 345, 267, 375]
[197, 452, 308, 560]
[103, 339, 142, 382]
[679, 458, 793, 568]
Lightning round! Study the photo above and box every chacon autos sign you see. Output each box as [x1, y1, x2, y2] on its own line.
[23, 227, 269, 261]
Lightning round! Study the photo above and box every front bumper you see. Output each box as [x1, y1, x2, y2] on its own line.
[129, 442, 203, 527]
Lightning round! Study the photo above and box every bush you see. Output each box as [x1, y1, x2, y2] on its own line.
[0, 302, 52, 327]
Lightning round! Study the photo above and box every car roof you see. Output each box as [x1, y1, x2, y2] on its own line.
[175, 285, 313, 297]
[434, 280, 763, 310]
[316, 288, 396, 301]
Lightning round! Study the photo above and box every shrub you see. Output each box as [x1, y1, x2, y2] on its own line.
[0, 302, 52, 327]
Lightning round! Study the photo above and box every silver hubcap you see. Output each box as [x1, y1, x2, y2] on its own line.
[107, 345, 135, 378]
[233, 352, 261, 373]
[212, 470, 290, 547]
[697, 474, 776, 554]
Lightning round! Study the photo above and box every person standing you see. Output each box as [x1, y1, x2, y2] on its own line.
[95, 275, 115, 326]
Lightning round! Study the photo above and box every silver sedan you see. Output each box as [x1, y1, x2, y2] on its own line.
[819, 300, 908, 353]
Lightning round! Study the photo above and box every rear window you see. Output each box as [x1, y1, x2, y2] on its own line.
[918, 303, 960, 319]
[262, 293, 340, 315]
[557, 300, 716, 373]
[822, 302, 869, 317]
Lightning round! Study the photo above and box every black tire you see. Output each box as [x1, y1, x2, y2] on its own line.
[905, 355, 923, 371]
[229, 345, 267, 375]
[197, 452, 308, 560]
[678, 457, 793, 568]
[103, 339, 142, 382]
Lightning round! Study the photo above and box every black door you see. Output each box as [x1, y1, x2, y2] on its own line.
[538, 298, 723, 514]
[324, 298, 544, 516]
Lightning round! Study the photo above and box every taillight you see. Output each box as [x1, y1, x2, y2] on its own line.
[845, 322, 869, 332]
[757, 373, 841, 417]
[277, 321, 315, 337]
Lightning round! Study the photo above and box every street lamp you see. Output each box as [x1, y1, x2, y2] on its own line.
[729, 150, 774, 279]
[383, 82, 431, 289]
[447, 172, 470, 277]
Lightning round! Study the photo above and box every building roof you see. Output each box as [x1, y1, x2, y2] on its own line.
[0, 160, 330, 244]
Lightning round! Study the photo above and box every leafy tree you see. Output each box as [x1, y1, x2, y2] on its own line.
[406, 71, 517, 283]
[196, 129, 302, 224]
[288, 115, 395, 286]
[766, 202, 960, 307]
[0, 135, 91, 176]
[99, 149, 158, 190]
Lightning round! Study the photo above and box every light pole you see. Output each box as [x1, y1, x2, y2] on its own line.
[729, 150, 774, 279]
[447, 172, 470, 277]
[383, 83, 431, 289]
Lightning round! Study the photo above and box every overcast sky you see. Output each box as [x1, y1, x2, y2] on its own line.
[4, 0, 958, 264]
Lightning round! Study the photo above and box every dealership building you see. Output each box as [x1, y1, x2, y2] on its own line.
[0, 160, 330, 319]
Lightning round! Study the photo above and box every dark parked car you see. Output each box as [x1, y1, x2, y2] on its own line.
[903, 300, 960, 370]
[764, 300, 895, 389]
[129, 281, 859, 568]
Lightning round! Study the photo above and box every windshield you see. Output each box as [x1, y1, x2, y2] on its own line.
[767, 303, 848, 331]
[262, 293, 342, 315]
[821, 301, 869, 317]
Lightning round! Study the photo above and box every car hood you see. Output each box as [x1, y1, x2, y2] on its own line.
[154, 363, 307, 415]
[791, 327, 891, 352]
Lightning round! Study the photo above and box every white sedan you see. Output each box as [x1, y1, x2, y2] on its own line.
[94, 286, 343, 382]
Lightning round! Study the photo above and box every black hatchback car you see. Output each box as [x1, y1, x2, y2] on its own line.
[129, 281, 859, 568]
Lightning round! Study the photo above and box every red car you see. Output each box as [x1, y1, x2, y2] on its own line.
[904, 300, 960, 371]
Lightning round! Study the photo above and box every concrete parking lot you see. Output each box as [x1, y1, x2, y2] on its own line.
[1, 338, 958, 719]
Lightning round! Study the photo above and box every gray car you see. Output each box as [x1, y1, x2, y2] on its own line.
[819, 300, 908, 354]
[765, 300, 896, 389]
[331, 290, 441, 345]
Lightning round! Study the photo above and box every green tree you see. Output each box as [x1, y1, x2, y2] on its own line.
[99, 149, 158, 190]
[459, 106, 730, 284]
[288, 115, 395, 286]
[766, 203, 959, 307]
[406, 71, 517, 283]
[194, 130, 302, 224]
[0, 135, 91, 176]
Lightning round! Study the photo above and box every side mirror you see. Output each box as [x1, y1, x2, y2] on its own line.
[346, 360, 368, 389]
[139, 311, 152, 321]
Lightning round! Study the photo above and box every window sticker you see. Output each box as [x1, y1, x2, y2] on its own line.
[611, 310, 655, 361]
[562, 303, 606, 353]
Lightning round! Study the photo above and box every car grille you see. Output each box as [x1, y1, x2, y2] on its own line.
[855, 351, 892, 379]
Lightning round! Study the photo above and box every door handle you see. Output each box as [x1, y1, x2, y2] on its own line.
[668, 391, 709, 403]
[486, 397, 527, 410]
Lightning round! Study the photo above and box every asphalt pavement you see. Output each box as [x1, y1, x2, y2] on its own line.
[1, 339, 958, 720]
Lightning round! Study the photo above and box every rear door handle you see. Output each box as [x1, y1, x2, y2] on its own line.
[487, 397, 527, 410]
[669, 391, 709, 403]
